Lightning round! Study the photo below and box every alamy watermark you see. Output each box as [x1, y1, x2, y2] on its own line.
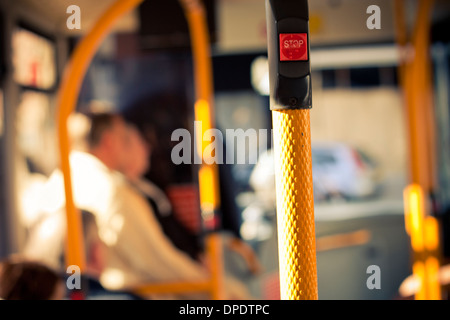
[171, 121, 273, 165]
[65, 5, 380, 32]
[366, 265, 381, 290]
[66, 263, 381, 292]
[66, 265, 81, 289]
[366, 5, 381, 30]
[66, 5, 81, 30]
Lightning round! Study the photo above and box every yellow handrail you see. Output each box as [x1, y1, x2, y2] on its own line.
[395, 0, 441, 300]
[266, 0, 318, 300]
[272, 109, 318, 300]
[57, 0, 223, 299]
[57, 0, 145, 273]
[136, 0, 224, 299]
[180, 0, 224, 299]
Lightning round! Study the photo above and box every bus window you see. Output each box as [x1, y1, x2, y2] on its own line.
[15, 90, 57, 229]
[12, 28, 56, 90]
[16, 90, 57, 175]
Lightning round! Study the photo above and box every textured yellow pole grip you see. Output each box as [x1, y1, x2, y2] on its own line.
[272, 109, 318, 300]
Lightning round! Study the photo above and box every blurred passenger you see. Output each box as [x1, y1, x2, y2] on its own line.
[121, 125, 203, 261]
[123, 124, 262, 274]
[24, 209, 142, 300]
[36, 110, 250, 299]
[76, 210, 144, 299]
[122, 98, 262, 274]
[109, 123, 251, 299]
[0, 256, 64, 300]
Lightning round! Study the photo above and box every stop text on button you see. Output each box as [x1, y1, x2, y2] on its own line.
[279, 33, 308, 61]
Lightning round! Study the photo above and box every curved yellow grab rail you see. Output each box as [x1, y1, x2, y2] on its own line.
[58, 0, 223, 299]
[57, 0, 144, 272]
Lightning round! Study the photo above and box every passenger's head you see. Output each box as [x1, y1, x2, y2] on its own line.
[122, 125, 150, 181]
[86, 112, 129, 171]
[0, 257, 64, 300]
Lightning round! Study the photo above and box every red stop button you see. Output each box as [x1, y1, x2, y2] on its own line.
[279, 33, 308, 61]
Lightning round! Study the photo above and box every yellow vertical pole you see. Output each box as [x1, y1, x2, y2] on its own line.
[404, 184, 428, 299]
[272, 109, 318, 300]
[395, 0, 441, 300]
[56, 0, 144, 275]
[404, 185, 441, 299]
[265, 0, 318, 300]
[409, 0, 436, 192]
[180, 0, 224, 300]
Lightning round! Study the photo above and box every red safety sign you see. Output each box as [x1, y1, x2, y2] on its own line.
[279, 33, 308, 61]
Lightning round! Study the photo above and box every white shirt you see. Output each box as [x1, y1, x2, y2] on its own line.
[30, 151, 208, 292]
